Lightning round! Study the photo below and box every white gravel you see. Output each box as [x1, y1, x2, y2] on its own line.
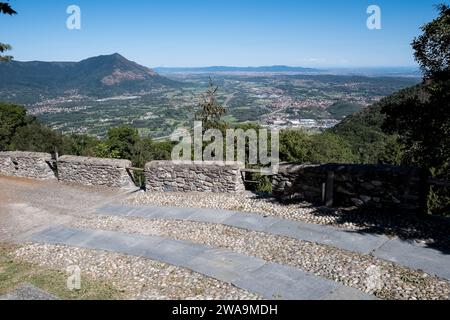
[14, 243, 262, 300]
[73, 215, 450, 300]
[126, 192, 450, 246]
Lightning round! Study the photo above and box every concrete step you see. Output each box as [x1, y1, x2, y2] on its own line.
[30, 227, 376, 300]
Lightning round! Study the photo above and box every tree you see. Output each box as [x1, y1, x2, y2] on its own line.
[383, 5, 450, 170]
[412, 4, 450, 79]
[0, 103, 79, 154]
[105, 126, 140, 159]
[332, 97, 406, 165]
[196, 78, 227, 132]
[9, 120, 70, 154]
[309, 133, 356, 164]
[279, 129, 313, 163]
[132, 137, 173, 168]
[279, 129, 356, 164]
[382, 4, 450, 214]
[0, 102, 26, 150]
[67, 134, 102, 157]
[0, 2, 16, 14]
[0, 1, 17, 62]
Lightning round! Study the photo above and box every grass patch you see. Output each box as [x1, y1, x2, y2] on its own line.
[0, 243, 124, 300]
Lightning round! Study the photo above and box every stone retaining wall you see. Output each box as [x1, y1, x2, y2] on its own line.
[57, 155, 134, 189]
[145, 161, 245, 193]
[0, 151, 430, 212]
[273, 163, 428, 214]
[0, 152, 56, 180]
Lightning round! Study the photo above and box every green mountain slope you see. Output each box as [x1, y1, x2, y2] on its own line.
[326, 101, 365, 120]
[0, 53, 180, 103]
[331, 84, 425, 164]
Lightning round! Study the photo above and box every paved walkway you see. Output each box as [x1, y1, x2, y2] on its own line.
[96, 204, 450, 281]
[31, 227, 375, 300]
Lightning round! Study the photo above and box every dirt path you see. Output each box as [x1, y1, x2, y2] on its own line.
[0, 176, 135, 242]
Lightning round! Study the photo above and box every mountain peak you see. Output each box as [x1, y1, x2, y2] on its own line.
[82, 53, 128, 63]
[0, 54, 179, 100]
[108, 53, 127, 61]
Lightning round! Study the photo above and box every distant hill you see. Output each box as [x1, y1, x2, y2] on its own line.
[0, 53, 179, 103]
[154, 65, 321, 73]
[326, 67, 421, 77]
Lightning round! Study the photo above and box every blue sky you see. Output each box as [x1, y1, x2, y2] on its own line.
[0, 0, 446, 67]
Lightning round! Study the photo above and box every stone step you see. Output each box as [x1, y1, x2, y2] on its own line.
[30, 227, 376, 300]
[96, 204, 390, 255]
[96, 204, 450, 281]
[373, 239, 450, 281]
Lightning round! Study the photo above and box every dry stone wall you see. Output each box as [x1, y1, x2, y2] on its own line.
[57, 155, 135, 188]
[0, 152, 56, 180]
[0, 152, 430, 214]
[273, 163, 428, 214]
[145, 161, 246, 193]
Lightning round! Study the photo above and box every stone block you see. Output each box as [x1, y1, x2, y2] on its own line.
[0, 151, 56, 180]
[57, 155, 134, 189]
[145, 161, 245, 193]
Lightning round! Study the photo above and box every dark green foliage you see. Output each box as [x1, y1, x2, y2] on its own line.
[0, 103, 26, 150]
[10, 121, 70, 154]
[326, 101, 364, 120]
[331, 90, 413, 165]
[382, 80, 449, 214]
[92, 125, 174, 167]
[255, 175, 273, 194]
[0, 2, 16, 15]
[280, 129, 355, 164]
[309, 133, 356, 164]
[122, 136, 175, 188]
[0, 103, 76, 154]
[0, 1, 17, 62]
[66, 134, 103, 157]
[383, 5, 450, 215]
[279, 130, 313, 163]
[0, 43, 12, 62]
[105, 126, 140, 160]
[132, 138, 173, 168]
[412, 4, 450, 79]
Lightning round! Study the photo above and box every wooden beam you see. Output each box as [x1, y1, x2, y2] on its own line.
[126, 167, 145, 172]
[325, 171, 335, 207]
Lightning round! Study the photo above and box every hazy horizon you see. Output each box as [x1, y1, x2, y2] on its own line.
[10, 53, 421, 70]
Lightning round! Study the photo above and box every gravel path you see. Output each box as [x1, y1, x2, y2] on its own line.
[126, 192, 450, 249]
[74, 215, 450, 300]
[14, 243, 261, 300]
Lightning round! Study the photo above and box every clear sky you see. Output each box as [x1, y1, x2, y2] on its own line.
[0, 0, 446, 67]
